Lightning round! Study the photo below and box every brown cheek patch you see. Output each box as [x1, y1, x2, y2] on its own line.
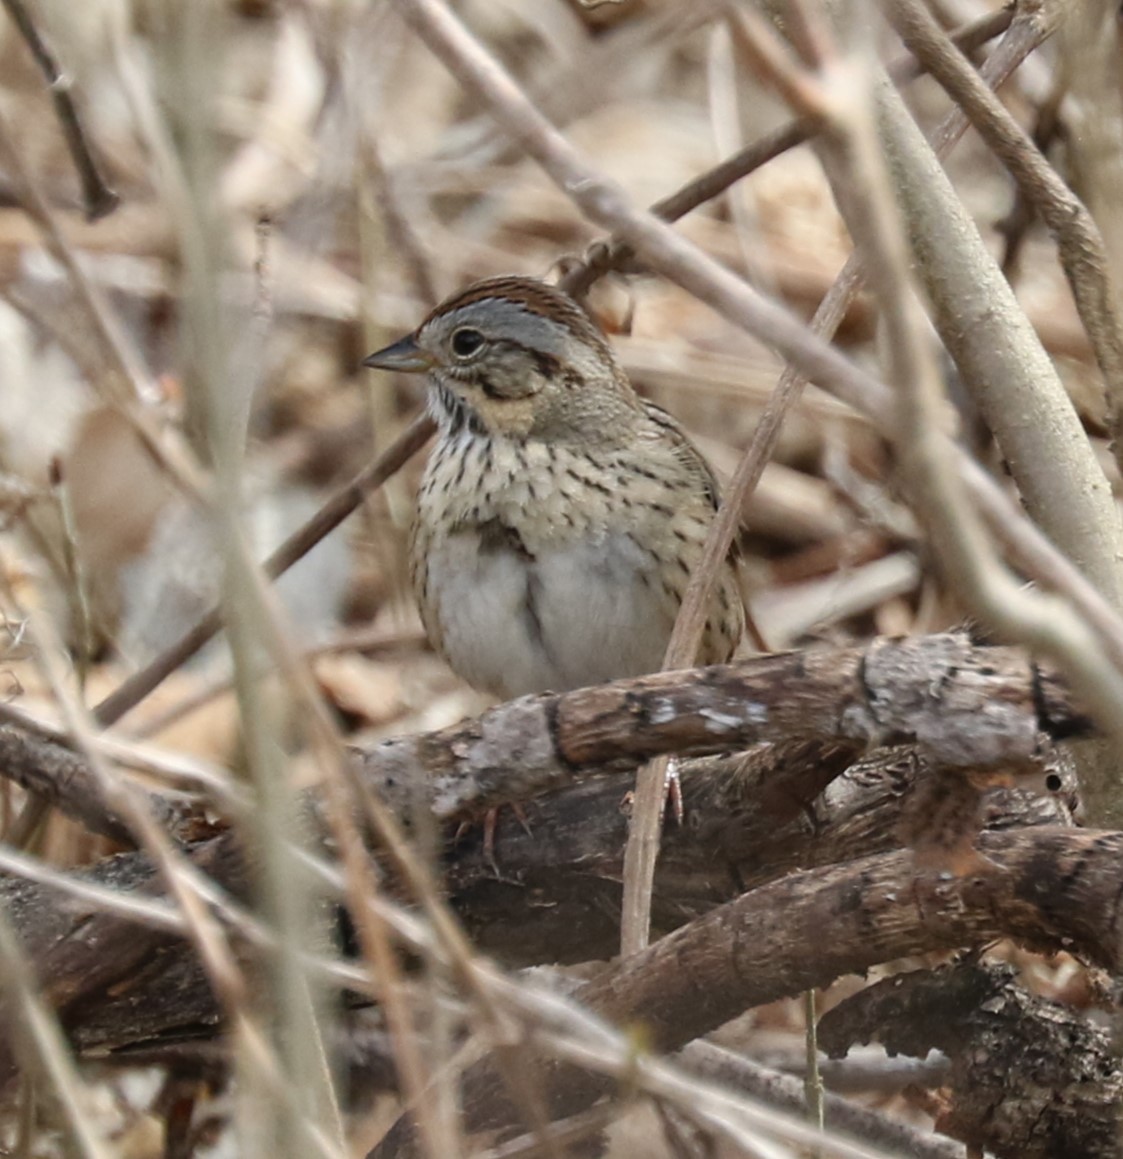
[478, 396, 536, 439]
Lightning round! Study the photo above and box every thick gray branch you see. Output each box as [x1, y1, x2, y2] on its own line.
[360, 634, 1083, 819]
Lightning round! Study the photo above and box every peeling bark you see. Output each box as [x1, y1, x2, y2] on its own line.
[819, 959, 1123, 1159]
[374, 828, 1123, 1156]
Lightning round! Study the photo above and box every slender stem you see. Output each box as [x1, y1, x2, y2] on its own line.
[90, 414, 434, 728]
[0, 0, 119, 219]
[619, 0, 1057, 956]
[803, 989, 824, 1154]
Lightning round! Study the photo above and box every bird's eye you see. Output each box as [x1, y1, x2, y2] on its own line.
[451, 328, 485, 358]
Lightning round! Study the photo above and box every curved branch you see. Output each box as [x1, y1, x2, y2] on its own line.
[375, 827, 1123, 1156]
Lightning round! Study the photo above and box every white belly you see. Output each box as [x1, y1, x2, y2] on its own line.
[425, 531, 676, 698]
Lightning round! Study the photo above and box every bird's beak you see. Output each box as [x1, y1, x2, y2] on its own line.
[362, 335, 435, 373]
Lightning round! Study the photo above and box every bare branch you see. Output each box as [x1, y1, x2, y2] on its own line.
[373, 827, 1123, 1156]
[387, 0, 1123, 787]
[90, 413, 434, 728]
[618, 0, 1055, 958]
[819, 959, 1123, 1158]
[882, 0, 1123, 485]
[0, 0, 119, 220]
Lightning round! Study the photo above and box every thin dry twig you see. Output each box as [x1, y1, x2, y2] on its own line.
[871, 72, 1123, 822]
[219, 529, 467, 1159]
[388, 0, 1123, 807]
[750, 0, 1123, 837]
[2, 571, 346, 1159]
[558, 4, 1014, 297]
[358, 129, 441, 310]
[806, 0, 1046, 824]
[0, 0, 119, 220]
[0, 902, 112, 1159]
[90, 412, 434, 728]
[391, 0, 1123, 951]
[157, 13, 350, 1143]
[681, 1042, 963, 1159]
[75, 3, 1015, 749]
[618, 0, 835, 955]
[0, 106, 203, 502]
[881, 0, 1123, 484]
[374, 822, 1119, 1158]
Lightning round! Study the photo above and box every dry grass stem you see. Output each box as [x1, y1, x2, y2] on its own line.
[392, 0, 1123, 955]
[0, 106, 203, 501]
[90, 412, 434, 728]
[3, 2, 1123, 1155]
[883, 0, 1123, 482]
[0, 902, 111, 1159]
